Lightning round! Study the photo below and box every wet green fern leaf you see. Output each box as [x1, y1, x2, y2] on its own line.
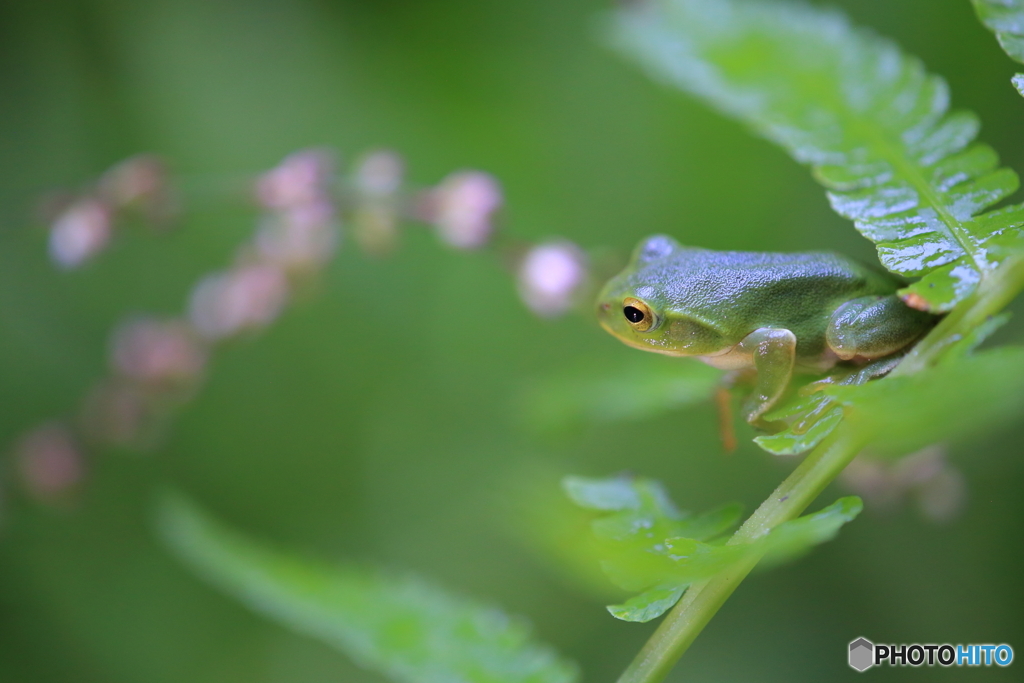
[974, 0, 1024, 64]
[973, 0, 1024, 97]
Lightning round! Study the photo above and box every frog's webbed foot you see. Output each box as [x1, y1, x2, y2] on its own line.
[849, 352, 905, 382]
[798, 364, 860, 396]
[789, 350, 907, 435]
[801, 348, 906, 396]
[735, 327, 797, 426]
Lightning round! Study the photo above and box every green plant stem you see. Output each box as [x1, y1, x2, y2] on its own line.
[617, 253, 1024, 683]
[616, 427, 865, 683]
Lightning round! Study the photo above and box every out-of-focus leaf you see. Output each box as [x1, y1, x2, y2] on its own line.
[973, 0, 1024, 64]
[521, 355, 719, 434]
[564, 476, 860, 622]
[563, 474, 675, 513]
[507, 468, 635, 599]
[609, 0, 1024, 312]
[563, 475, 741, 617]
[564, 476, 739, 545]
[606, 586, 685, 623]
[760, 496, 863, 567]
[826, 346, 1024, 456]
[158, 492, 579, 683]
[942, 312, 1010, 360]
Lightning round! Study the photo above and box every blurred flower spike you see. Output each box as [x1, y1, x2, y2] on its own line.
[67, 150, 345, 451]
[13, 423, 86, 502]
[427, 171, 503, 249]
[517, 241, 589, 317]
[28, 147, 569, 469]
[47, 156, 175, 269]
[186, 150, 343, 341]
[254, 149, 340, 273]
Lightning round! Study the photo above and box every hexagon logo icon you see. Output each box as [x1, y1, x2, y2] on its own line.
[849, 637, 874, 671]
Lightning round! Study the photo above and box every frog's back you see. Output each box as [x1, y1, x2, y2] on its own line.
[650, 249, 898, 350]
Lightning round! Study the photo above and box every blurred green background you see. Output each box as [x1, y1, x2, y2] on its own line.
[1, 0, 1022, 681]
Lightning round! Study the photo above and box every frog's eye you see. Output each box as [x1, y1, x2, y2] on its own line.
[623, 297, 656, 332]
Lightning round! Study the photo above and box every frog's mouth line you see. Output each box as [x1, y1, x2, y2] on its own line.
[598, 317, 695, 358]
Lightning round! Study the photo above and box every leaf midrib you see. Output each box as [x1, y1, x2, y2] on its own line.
[831, 104, 989, 275]
[818, 70, 989, 276]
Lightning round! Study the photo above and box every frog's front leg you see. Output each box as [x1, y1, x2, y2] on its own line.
[826, 295, 935, 361]
[735, 327, 797, 424]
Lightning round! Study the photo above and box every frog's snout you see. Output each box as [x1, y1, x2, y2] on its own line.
[596, 300, 616, 335]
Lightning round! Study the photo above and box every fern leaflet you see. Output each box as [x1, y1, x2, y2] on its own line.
[158, 492, 578, 683]
[563, 475, 861, 622]
[973, 0, 1024, 97]
[974, 0, 1024, 63]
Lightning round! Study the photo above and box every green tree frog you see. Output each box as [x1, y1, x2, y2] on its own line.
[597, 235, 937, 425]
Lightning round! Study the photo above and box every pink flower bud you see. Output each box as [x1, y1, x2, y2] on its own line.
[99, 154, 177, 226]
[256, 149, 335, 210]
[188, 264, 289, 340]
[14, 423, 85, 501]
[517, 241, 587, 317]
[429, 171, 502, 249]
[110, 318, 207, 386]
[99, 155, 168, 208]
[255, 200, 339, 272]
[354, 150, 405, 197]
[48, 199, 112, 268]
